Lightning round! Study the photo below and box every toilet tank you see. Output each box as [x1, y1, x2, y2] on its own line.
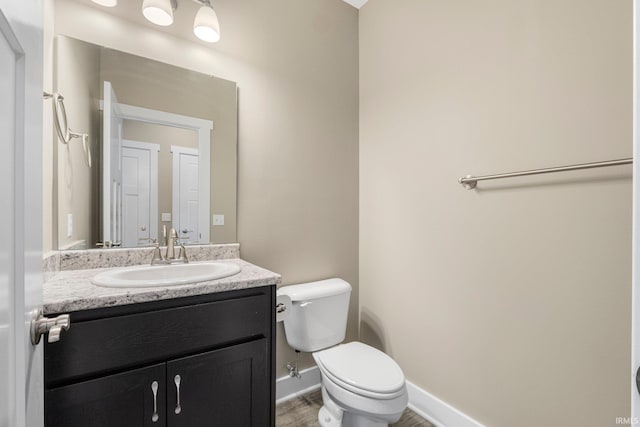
[278, 278, 351, 352]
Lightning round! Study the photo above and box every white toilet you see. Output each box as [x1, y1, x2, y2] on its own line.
[278, 278, 408, 427]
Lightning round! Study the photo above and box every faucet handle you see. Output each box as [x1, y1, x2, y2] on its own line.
[147, 239, 165, 265]
[178, 244, 189, 263]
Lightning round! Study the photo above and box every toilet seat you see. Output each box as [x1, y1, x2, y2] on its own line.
[313, 342, 406, 400]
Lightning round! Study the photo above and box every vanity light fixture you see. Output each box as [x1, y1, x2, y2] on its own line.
[95, 0, 221, 42]
[91, 0, 118, 7]
[142, 0, 177, 26]
[193, 0, 221, 43]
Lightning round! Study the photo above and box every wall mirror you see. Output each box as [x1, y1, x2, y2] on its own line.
[53, 35, 237, 250]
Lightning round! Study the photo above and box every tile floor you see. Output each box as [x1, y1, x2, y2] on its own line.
[275, 389, 434, 426]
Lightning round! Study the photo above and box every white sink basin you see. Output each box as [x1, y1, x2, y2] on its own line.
[91, 262, 241, 288]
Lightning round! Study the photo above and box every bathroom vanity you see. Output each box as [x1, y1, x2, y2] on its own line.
[42, 248, 280, 427]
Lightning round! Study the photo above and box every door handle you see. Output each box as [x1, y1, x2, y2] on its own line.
[30, 310, 71, 345]
[151, 381, 159, 423]
[174, 374, 182, 414]
[636, 366, 640, 395]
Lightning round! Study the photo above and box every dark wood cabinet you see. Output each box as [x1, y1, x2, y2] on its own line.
[44, 287, 275, 427]
[46, 363, 166, 427]
[167, 339, 269, 426]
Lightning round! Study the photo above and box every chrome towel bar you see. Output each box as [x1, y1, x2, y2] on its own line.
[459, 158, 633, 189]
[43, 91, 92, 168]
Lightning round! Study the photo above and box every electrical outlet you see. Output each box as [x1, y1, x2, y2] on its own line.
[161, 212, 172, 222]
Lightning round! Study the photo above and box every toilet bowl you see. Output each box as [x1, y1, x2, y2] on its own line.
[313, 342, 408, 426]
[278, 279, 409, 427]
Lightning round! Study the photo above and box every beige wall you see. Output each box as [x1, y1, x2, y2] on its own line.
[55, 35, 101, 249]
[360, 1, 632, 426]
[50, 0, 359, 377]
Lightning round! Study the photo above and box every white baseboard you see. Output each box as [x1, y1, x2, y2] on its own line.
[406, 381, 485, 427]
[275, 368, 484, 427]
[275, 366, 322, 405]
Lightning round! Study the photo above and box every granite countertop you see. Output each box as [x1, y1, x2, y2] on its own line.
[43, 258, 281, 314]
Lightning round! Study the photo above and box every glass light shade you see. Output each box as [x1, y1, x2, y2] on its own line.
[91, 0, 117, 6]
[193, 5, 221, 43]
[142, 0, 174, 26]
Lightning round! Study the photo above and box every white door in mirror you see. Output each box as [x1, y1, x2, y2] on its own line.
[91, 262, 241, 288]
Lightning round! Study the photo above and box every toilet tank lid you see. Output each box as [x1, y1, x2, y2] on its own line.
[277, 278, 351, 301]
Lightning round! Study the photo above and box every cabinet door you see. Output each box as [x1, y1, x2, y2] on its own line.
[45, 363, 166, 427]
[167, 339, 270, 427]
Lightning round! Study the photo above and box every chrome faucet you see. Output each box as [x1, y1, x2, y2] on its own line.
[166, 228, 178, 260]
[149, 227, 189, 265]
[161, 225, 168, 247]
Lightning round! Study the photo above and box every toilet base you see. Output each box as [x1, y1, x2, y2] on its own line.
[318, 388, 344, 427]
[318, 385, 393, 427]
[318, 405, 343, 427]
[342, 412, 389, 427]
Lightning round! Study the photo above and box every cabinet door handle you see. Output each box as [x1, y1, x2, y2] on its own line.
[151, 381, 159, 423]
[174, 374, 182, 414]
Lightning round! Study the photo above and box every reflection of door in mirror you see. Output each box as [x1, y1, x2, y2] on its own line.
[101, 81, 211, 248]
[122, 140, 159, 247]
[172, 147, 199, 244]
[102, 81, 123, 247]
[122, 117, 203, 247]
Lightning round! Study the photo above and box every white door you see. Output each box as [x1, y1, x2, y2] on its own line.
[172, 146, 200, 244]
[103, 81, 123, 246]
[0, 1, 43, 426]
[122, 147, 150, 247]
[634, 0, 640, 420]
[121, 140, 159, 247]
[635, 0, 640, 419]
